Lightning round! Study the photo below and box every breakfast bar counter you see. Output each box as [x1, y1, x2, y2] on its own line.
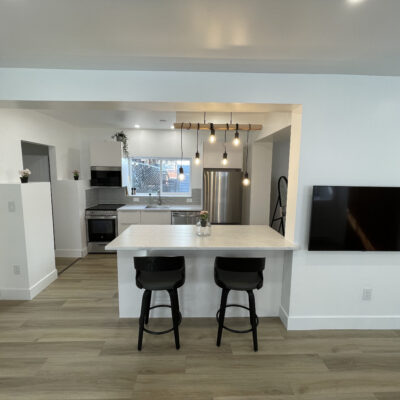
[106, 225, 296, 318]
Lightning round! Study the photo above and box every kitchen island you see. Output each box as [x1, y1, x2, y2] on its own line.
[106, 225, 296, 318]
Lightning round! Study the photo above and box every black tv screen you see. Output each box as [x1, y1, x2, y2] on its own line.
[308, 186, 400, 251]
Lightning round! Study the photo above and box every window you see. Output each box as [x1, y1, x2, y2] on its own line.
[131, 157, 191, 196]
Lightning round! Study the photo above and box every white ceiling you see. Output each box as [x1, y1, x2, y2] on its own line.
[0, 0, 399, 75]
[0, 101, 296, 129]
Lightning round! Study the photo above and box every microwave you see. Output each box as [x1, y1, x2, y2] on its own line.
[90, 166, 122, 187]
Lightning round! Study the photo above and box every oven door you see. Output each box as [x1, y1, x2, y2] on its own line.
[86, 216, 117, 242]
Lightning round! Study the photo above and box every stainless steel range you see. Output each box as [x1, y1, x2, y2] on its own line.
[85, 204, 125, 253]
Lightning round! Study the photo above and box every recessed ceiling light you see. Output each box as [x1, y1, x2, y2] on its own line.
[134, 124, 140, 128]
[348, 0, 365, 4]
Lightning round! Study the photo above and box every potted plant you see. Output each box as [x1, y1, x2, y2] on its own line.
[111, 131, 129, 156]
[196, 210, 211, 236]
[73, 170, 80, 180]
[19, 169, 31, 183]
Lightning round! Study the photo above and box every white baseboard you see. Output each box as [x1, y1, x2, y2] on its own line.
[0, 269, 57, 301]
[29, 269, 58, 299]
[55, 247, 87, 258]
[279, 305, 289, 328]
[0, 287, 31, 300]
[286, 314, 400, 330]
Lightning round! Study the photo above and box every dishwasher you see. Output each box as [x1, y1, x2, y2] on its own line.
[171, 211, 201, 225]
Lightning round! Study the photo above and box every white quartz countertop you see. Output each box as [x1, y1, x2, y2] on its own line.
[118, 205, 203, 212]
[106, 225, 296, 251]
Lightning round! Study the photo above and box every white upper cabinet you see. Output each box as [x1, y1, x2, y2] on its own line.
[90, 141, 123, 167]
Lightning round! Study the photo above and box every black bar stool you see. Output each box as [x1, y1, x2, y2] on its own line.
[214, 256, 265, 352]
[134, 256, 185, 351]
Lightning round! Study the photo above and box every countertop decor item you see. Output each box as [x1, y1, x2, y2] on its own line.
[73, 169, 80, 180]
[196, 210, 211, 236]
[111, 131, 128, 156]
[19, 168, 31, 183]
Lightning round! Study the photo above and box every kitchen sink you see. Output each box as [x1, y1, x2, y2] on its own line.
[144, 205, 170, 209]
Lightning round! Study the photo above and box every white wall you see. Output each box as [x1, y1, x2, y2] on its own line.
[52, 180, 89, 257]
[0, 184, 29, 298]
[0, 109, 81, 183]
[2, 69, 400, 329]
[269, 127, 291, 229]
[0, 183, 57, 299]
[21, 183, 57, 296]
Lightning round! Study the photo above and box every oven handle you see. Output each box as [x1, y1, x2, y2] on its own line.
[85, 216, 117, 220]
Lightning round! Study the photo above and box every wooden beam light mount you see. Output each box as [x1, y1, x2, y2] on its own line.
[173, 123, 262, 131]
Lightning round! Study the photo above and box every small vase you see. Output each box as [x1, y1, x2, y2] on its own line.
[74, 176, 79, 181]
[196, 220, 211, 236]
[20, 176, 28, 183]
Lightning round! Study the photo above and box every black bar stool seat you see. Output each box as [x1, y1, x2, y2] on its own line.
[214, 256, 265, 352]
[136, 270, 184, 291]
[215, 270, 262, 291]
[134, 256, 185, 351]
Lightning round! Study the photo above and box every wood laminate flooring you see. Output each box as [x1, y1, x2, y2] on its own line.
[55, 257, 80, 275]
[1, 254, 400, 400]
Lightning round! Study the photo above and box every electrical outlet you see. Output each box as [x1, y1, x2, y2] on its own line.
[13, 265, 21, 275]
[133, 197, 140, 202]
[186, 198, 193, 203]
[8, 201, 15, 212]
[362, 288, 372, 301]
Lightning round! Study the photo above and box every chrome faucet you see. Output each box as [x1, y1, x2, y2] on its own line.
[157, 190, 162, 205]
[148, 193, 152, 206]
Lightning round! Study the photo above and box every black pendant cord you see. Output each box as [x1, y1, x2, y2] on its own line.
[245, 124, 251, 171]
[180, 122, 184, 165]
[224, 123, 228, 153]
[196, 123, 199, 153]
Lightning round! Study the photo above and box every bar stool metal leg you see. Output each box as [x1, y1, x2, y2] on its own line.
[168, 289, 181, 350]
[247, 290, 258, 352]
[138, 289, 151, 351]
[144, 291, 152, 325]
[217, 288, 230, 347]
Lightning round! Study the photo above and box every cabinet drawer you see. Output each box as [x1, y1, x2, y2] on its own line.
[118, 211, 141, 224]
[140, 211, 171, 225]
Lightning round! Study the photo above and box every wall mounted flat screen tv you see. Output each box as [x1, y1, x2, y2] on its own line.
[308, 186, 400, 251]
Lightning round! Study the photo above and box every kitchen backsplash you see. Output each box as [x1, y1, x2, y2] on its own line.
[86, 187, 201, 208]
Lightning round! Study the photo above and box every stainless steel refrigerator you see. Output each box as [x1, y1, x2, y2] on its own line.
[203, 169, 242, 224]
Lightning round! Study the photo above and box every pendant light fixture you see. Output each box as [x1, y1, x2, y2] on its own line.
[209, 122, 216, 143]
[178, 123, 185, 181]
[194, 123, 201, 165]
[233, 123, 240, 146]
[242, 124, 251, 186]
[221, 124, 228, 166]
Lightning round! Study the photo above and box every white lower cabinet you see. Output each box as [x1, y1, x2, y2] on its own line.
[118, 211, 141, 235]
[140, 211, 171, 225]
[118, 210, 171, 234]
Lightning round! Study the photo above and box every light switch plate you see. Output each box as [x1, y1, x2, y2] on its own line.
[133, 197, 140, 202]
[8, 201, 15, 212]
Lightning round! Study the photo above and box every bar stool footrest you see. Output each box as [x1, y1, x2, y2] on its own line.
[143, 304, 182, 335]
[216, 304, 259, 334]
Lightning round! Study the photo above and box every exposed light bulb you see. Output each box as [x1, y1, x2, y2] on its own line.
[233, 131, 240, 146]
[134, 124, 140, 128]
[242, 172, 250, 186]
[209, 123, 216, 143]
[178, 166, 185, 181]
[221, 152, 228, 166]
[194, 152, 201, 165]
